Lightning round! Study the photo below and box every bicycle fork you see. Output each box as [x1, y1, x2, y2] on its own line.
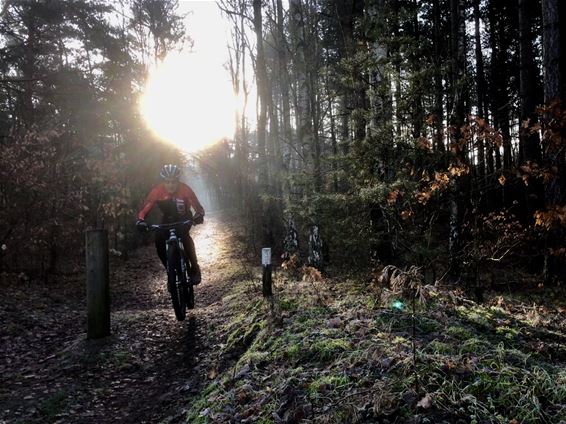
[166, 229, 185, 288]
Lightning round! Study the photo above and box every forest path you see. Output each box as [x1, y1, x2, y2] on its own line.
[0, 214, 240, 423]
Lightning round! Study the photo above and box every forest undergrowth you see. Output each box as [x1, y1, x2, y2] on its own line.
[186, 263, 566, 424]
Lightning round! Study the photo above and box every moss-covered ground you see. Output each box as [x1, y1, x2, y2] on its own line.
[185, 271, 566, 423]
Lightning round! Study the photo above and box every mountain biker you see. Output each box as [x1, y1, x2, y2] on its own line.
[136, 164, 204, 284]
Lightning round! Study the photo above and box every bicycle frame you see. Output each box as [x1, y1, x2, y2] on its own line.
[165, 228, 187, 280]
[150, 220, 192, 269]
[147, 219, 195, 320]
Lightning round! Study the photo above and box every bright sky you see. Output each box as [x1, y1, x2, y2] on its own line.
[141, 1, 240, 153]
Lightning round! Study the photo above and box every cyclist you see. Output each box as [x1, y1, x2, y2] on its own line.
[136, 164, 204, 284]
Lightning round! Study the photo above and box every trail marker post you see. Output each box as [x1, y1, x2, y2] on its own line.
[86, 229, 110, 339]
[262, 248, 273, 298]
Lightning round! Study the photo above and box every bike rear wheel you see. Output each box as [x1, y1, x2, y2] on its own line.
[167, 245, 187, 321]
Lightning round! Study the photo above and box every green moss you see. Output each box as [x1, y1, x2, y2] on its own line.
[279, 298, 297, 311]
[374, 312, 413, 333]
[286, 343, 302, 360]
[307, 374, 350, 397]
[185, 383, 222, 423]
[391, 336, 411, 348]
[225, 322, 262, 355]
[495, 326, 520, 340]
[457, 306, 492, 328]
[255, 418, 275, 424]
[295, 317, 317, 328]
[460, 337, 491, 354]
[366, 296, 379, 310]
[291, 366, 305, 375]
[446, 325, 473, 340]
[308, 306, 334, 318]
[418, 317, 441, 333]
[310, 338, 351, 361]
[240, 349, 270, 366]
[427, 340, 454, 354]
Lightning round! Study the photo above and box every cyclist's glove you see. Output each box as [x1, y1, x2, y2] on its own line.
[193, 214, 204, 225]
[136, 219, 148, 232]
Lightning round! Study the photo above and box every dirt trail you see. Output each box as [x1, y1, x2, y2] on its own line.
[0, 214, 240, 423]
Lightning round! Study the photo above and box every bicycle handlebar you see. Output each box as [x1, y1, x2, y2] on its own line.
[148, 219, 196, 232]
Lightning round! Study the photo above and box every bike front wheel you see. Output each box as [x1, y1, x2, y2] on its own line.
[167, 245, 187, 321]
[186, 284, 195, 309]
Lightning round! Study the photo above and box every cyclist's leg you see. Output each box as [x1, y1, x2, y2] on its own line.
[182, 233, 201, 284]
[155, 230, 167, 268]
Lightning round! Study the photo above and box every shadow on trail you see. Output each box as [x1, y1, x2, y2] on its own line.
[181, 315, 198, 363]
[0, 214, 240, 424]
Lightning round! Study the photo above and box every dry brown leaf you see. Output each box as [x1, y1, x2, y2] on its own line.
[301, 266, 323, 283]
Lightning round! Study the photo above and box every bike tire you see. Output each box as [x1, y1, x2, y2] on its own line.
[186, 285, 195, 309]
[167, 245, 187, 321]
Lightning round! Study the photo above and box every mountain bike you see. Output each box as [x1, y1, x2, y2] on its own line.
[149, 219, 197, 321]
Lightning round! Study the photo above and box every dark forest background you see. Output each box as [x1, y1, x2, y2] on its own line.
[1, 0, 565, 290]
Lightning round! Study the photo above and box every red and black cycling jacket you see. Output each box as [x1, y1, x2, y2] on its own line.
[137, 182, 205, 223]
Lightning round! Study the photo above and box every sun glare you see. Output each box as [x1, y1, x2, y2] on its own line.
[140, 51, 236, 153]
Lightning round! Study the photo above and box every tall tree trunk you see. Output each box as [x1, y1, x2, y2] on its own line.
[474, 0, 486, 176]
[276, 0, 293, 199]
[410, 0, 423, 139]
[336, 0, 355, 153]
[337, 0, 366, 145]
[518, 0, 542, 164]
[516, 0, 544, 224]
[253, 0, 269, 190]
[448, 0, 467, 279]
[227, 0, 249, 209]
[541, 0, 564, 280]
[289, 0, 312, 176]
[488, 0, 512, 170]
[21, 10, 37, 127]
[518, 0, 541, 163]
[329, 96, 339, 192]
[268, 96, 281, 195]
[432, 0, 445, 152]
[542, 0, 563, 202]
[305, 3, 322, 192]
[310, 71, 322, 192]
[393, 0, 403, 138]
[542, 0, 562, 104]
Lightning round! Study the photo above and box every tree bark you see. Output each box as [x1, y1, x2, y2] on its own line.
[276, 0, 293, 197]
[474, 0, 486, 176]
[448, 0, 467, 279]
[253, 0, 269, 190]
[432, 0, 445, 152]
[410, 0, 423, 139]
[289, 0, 312, 176]
[542, 0, 562, 104]
[518, 0, 542, 164]
[488, 0, 512, 170]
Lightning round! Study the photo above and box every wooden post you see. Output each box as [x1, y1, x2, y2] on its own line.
[86, 229, 110, 339]
[262, 248, 273, 298]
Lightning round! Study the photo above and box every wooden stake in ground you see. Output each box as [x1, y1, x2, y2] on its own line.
[86, 229, 110, 339]
[262, 247, 273, 298]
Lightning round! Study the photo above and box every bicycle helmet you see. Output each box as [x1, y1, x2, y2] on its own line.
[160, 164, 181, 180]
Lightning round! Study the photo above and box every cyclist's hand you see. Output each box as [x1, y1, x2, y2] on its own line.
[136, 219, 148, 232]
[193, 214, 204, 225]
